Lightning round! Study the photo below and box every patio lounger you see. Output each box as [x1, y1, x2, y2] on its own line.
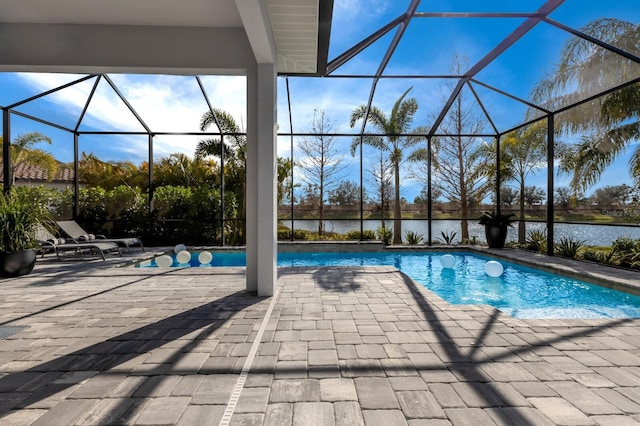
[56, 220, 144, 252]
[37, 225, 122, 261]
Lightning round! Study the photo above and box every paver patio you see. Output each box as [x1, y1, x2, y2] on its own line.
[1, 250, 640, 425]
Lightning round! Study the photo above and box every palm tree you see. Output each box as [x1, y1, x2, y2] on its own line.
[2, 132, 56, 185]
[349, 87, 426, 244]
[480, 123, 551, 243]
[408, 54, 491, 243]
[196, 108, 247, 239]
[530, 18, 640, 191]
[79, 152, 147, 191]
[154, 153, 218, 188]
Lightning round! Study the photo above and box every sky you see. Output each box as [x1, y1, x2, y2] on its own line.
[1, 0, 639, 202]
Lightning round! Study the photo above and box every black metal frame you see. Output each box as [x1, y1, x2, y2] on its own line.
[1, 75, 232, 244]
[278, 0, 640, 251]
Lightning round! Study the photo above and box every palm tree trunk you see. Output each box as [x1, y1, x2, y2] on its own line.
[393, 161, 402, 244]
[519, 179, 526, 244]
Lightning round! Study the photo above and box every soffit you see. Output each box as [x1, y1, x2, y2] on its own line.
[266, 0, 320, 73]
[0, 0, 242, 27]
[0, 0, 325, 74]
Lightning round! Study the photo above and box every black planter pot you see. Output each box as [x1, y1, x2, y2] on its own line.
[484, 224, 508, 249]
[0, 249, 37, 278]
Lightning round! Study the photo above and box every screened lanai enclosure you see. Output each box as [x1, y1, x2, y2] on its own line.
[2, 0, 640, 257]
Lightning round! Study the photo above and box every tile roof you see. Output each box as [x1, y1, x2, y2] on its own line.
[0, 162, 74, 182]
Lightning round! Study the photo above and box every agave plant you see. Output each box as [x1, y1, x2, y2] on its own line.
[376, 226, 393, 245]
[525, 229, 547, 253]
[437, 230, 458, 245]
[554, 236, 585, 259]
[404, 230, 424, 245]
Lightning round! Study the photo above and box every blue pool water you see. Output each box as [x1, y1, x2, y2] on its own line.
[136, 251, 640, 319]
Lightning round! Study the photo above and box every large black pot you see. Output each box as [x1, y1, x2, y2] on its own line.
[484, 224, 508, 249]
[0, 249, 37, 278]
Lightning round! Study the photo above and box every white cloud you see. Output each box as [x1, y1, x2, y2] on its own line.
[14, 72, 247, 162]
[334, 0, 390, 20]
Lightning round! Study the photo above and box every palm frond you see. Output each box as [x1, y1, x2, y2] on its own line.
[195, 138, 221, 156]
[628, 138, 640, 188]
[390, 87, 414, 124]
[560, 122, 638, 192]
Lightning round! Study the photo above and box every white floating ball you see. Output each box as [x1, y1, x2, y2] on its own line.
[156, 255, 173, 268]
[440, 254, 456, 269]
[174, 244, 187, 254]
[198, 251, 213, 264]
[176, 250, 191, 264]
[484, 260, 504, 277]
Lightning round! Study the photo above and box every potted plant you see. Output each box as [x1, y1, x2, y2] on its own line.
[0, 189, 52, 277]
[478, 211, 515, 249]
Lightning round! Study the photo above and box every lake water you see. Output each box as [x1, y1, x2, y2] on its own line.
[286, 219, 640, 246]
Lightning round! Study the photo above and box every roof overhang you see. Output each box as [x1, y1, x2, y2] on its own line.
[266, 0, 334, 75]
[0, 0, 333, 76]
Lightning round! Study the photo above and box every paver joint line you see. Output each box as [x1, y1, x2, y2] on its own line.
[219, 286, 281, 426]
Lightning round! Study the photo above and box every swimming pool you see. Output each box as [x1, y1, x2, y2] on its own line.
[136, 251, 640, 319]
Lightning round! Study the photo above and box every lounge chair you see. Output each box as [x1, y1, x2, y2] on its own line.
[56, 220, 144, 252]
[36, 225, 122, 261]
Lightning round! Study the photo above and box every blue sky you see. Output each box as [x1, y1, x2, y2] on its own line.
[1, 0, 639, 202]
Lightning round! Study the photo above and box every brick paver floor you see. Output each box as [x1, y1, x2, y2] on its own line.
[1, 253, 640, 425]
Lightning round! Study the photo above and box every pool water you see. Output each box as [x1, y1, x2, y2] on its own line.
[136, 251, 640, 319]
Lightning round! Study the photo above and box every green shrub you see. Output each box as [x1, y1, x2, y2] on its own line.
[345, 230, 361, 240]
[611, 237, 640, 268]
[107, 185, 147, 236]
[526, 229, 547, 253]
[153, 185, 193, 219]
[404, 230, 424, 245]
[76, 187, 109, 232]
[376, 226, 393, 245]
[49, 187, 74, 220]
[277, 229, 292, 240]
[361, 230, 376, 240]
[555, 236, 585, 259]
[345, 230, 376, 240]
[612, 237, 638, 254]
[579, 247, 613, 264]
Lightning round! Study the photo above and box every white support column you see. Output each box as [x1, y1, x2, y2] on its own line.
[246, 63, 277, 296]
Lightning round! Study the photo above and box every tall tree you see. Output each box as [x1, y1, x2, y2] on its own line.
[328, 180, 360, 207]
[492, 186, 519, 206]
[480, 122, 551, 243]
[79, 152, 147, 191]
[153, 153, 218, 188]
[196, 108, 247, 237]
[530, 18, 640, 191]
[590, 184, 633, 209]
[350, 87, 426, 244]
[297, 110, 346, 234]
[2, 132, 56, 185]
[277, 157, 295, 205]
[555, 186, 584, 209]
[414, 185, 443, 208]
[411, 56, 490, 241]
[367, 150, 394, 229]
[523, 186, 545, 206]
